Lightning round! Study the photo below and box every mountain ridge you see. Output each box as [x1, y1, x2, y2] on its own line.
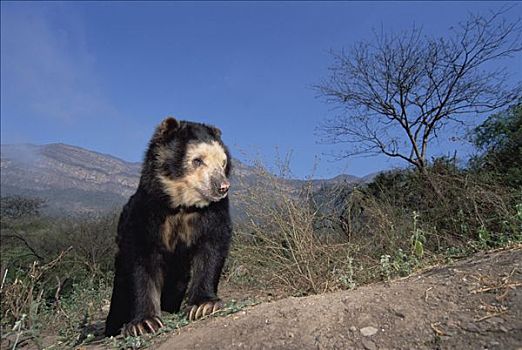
[0, 143, 368, 215]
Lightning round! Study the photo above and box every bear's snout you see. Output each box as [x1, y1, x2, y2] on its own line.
[218, 179, 230, 195]
[211, 175, 230, 197]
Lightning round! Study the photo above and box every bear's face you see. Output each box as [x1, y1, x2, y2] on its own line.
[153, 117, 231, 208]
[181, 140, 229, 204]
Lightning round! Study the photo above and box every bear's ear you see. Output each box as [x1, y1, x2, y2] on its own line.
[211, 126, 222, 138]
[155, 117, 180, 142]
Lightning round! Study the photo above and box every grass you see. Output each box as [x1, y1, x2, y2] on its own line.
[100, 299, 259, 349]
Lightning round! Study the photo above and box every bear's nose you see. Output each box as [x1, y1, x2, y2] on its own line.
[218, 180, 230, 195]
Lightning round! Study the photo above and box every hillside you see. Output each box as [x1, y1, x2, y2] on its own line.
[155, 247, 521, 350]
[0, 144, 140, 215]
[0, 143, 363, 216]
[72, 246, 521, 350]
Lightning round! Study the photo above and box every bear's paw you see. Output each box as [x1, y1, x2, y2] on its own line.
[123, 316, 164, 337]
[187, 300, 224, 321]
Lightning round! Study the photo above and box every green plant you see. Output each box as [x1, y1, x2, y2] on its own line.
[380, 255, 391, 281]
[411, 211, 425, 259]
[337, 257, 356, 289]
[477, 226, 491, 248]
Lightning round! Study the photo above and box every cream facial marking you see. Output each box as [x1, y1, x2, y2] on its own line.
[158, 175, 211, 208]
[158, 141, 228, 208]
[184, 141, 227, 173]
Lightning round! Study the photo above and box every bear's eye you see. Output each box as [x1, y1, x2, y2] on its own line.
[192, 158, 204, 167]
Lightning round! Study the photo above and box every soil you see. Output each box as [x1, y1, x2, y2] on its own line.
[50, 246, 522, 349]
[152, 246, 522, 350]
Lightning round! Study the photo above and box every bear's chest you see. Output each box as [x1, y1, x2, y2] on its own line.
[160, 211, 199, 251]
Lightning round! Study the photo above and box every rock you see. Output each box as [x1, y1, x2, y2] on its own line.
[464, 322, 480, 333]
[362, 338, 377, 350]
[390, 306, 406, 319]
[486, 317, 505, 325]
[360, 326, 378, 337]
[349, 326, 357, 332]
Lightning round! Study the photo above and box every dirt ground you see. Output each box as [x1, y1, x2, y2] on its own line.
[151, 247, 522, 350]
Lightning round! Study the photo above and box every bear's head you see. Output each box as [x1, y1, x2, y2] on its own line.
[150, 117, 231, 208]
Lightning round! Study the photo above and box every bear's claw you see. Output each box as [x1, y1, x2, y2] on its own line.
[187, 300, 224, 321]
[123, 316, 164, 337]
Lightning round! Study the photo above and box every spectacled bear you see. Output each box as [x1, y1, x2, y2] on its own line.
[105, 117, 232, 337]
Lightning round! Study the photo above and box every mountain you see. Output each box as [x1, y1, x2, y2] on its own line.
[1, 143, 141, 215]
[0, 143, 365, 216]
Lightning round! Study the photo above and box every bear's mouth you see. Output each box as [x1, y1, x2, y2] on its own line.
[197, 188, 227, 203]
[209, 191, 228, 202]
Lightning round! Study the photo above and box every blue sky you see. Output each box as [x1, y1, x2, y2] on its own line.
[1, 1, 521, 178]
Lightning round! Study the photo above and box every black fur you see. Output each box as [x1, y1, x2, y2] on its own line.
[105, 119, 232, 337]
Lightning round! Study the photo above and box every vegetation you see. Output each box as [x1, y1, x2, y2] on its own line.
[229, 157, 521, 296]
[1, 101, 521, 348]
[470, 102, 522, 188]
[1, 199, 117, 348]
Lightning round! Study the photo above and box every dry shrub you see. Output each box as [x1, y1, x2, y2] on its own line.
[340, 188, 411, 255]
[228, 159, 521, 297]
[230, 164, 355, 296]
[358, 162, 521, 251]
[1, 249, 69, 327]
[0, 214, 118, 348]
[0, 249, 72, 348]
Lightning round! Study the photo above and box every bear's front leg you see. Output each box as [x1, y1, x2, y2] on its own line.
[186, 238, 229, 321]
[123, 262, 165, 337]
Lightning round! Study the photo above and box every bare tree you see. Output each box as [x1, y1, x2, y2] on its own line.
[316, 8, 522, 173]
